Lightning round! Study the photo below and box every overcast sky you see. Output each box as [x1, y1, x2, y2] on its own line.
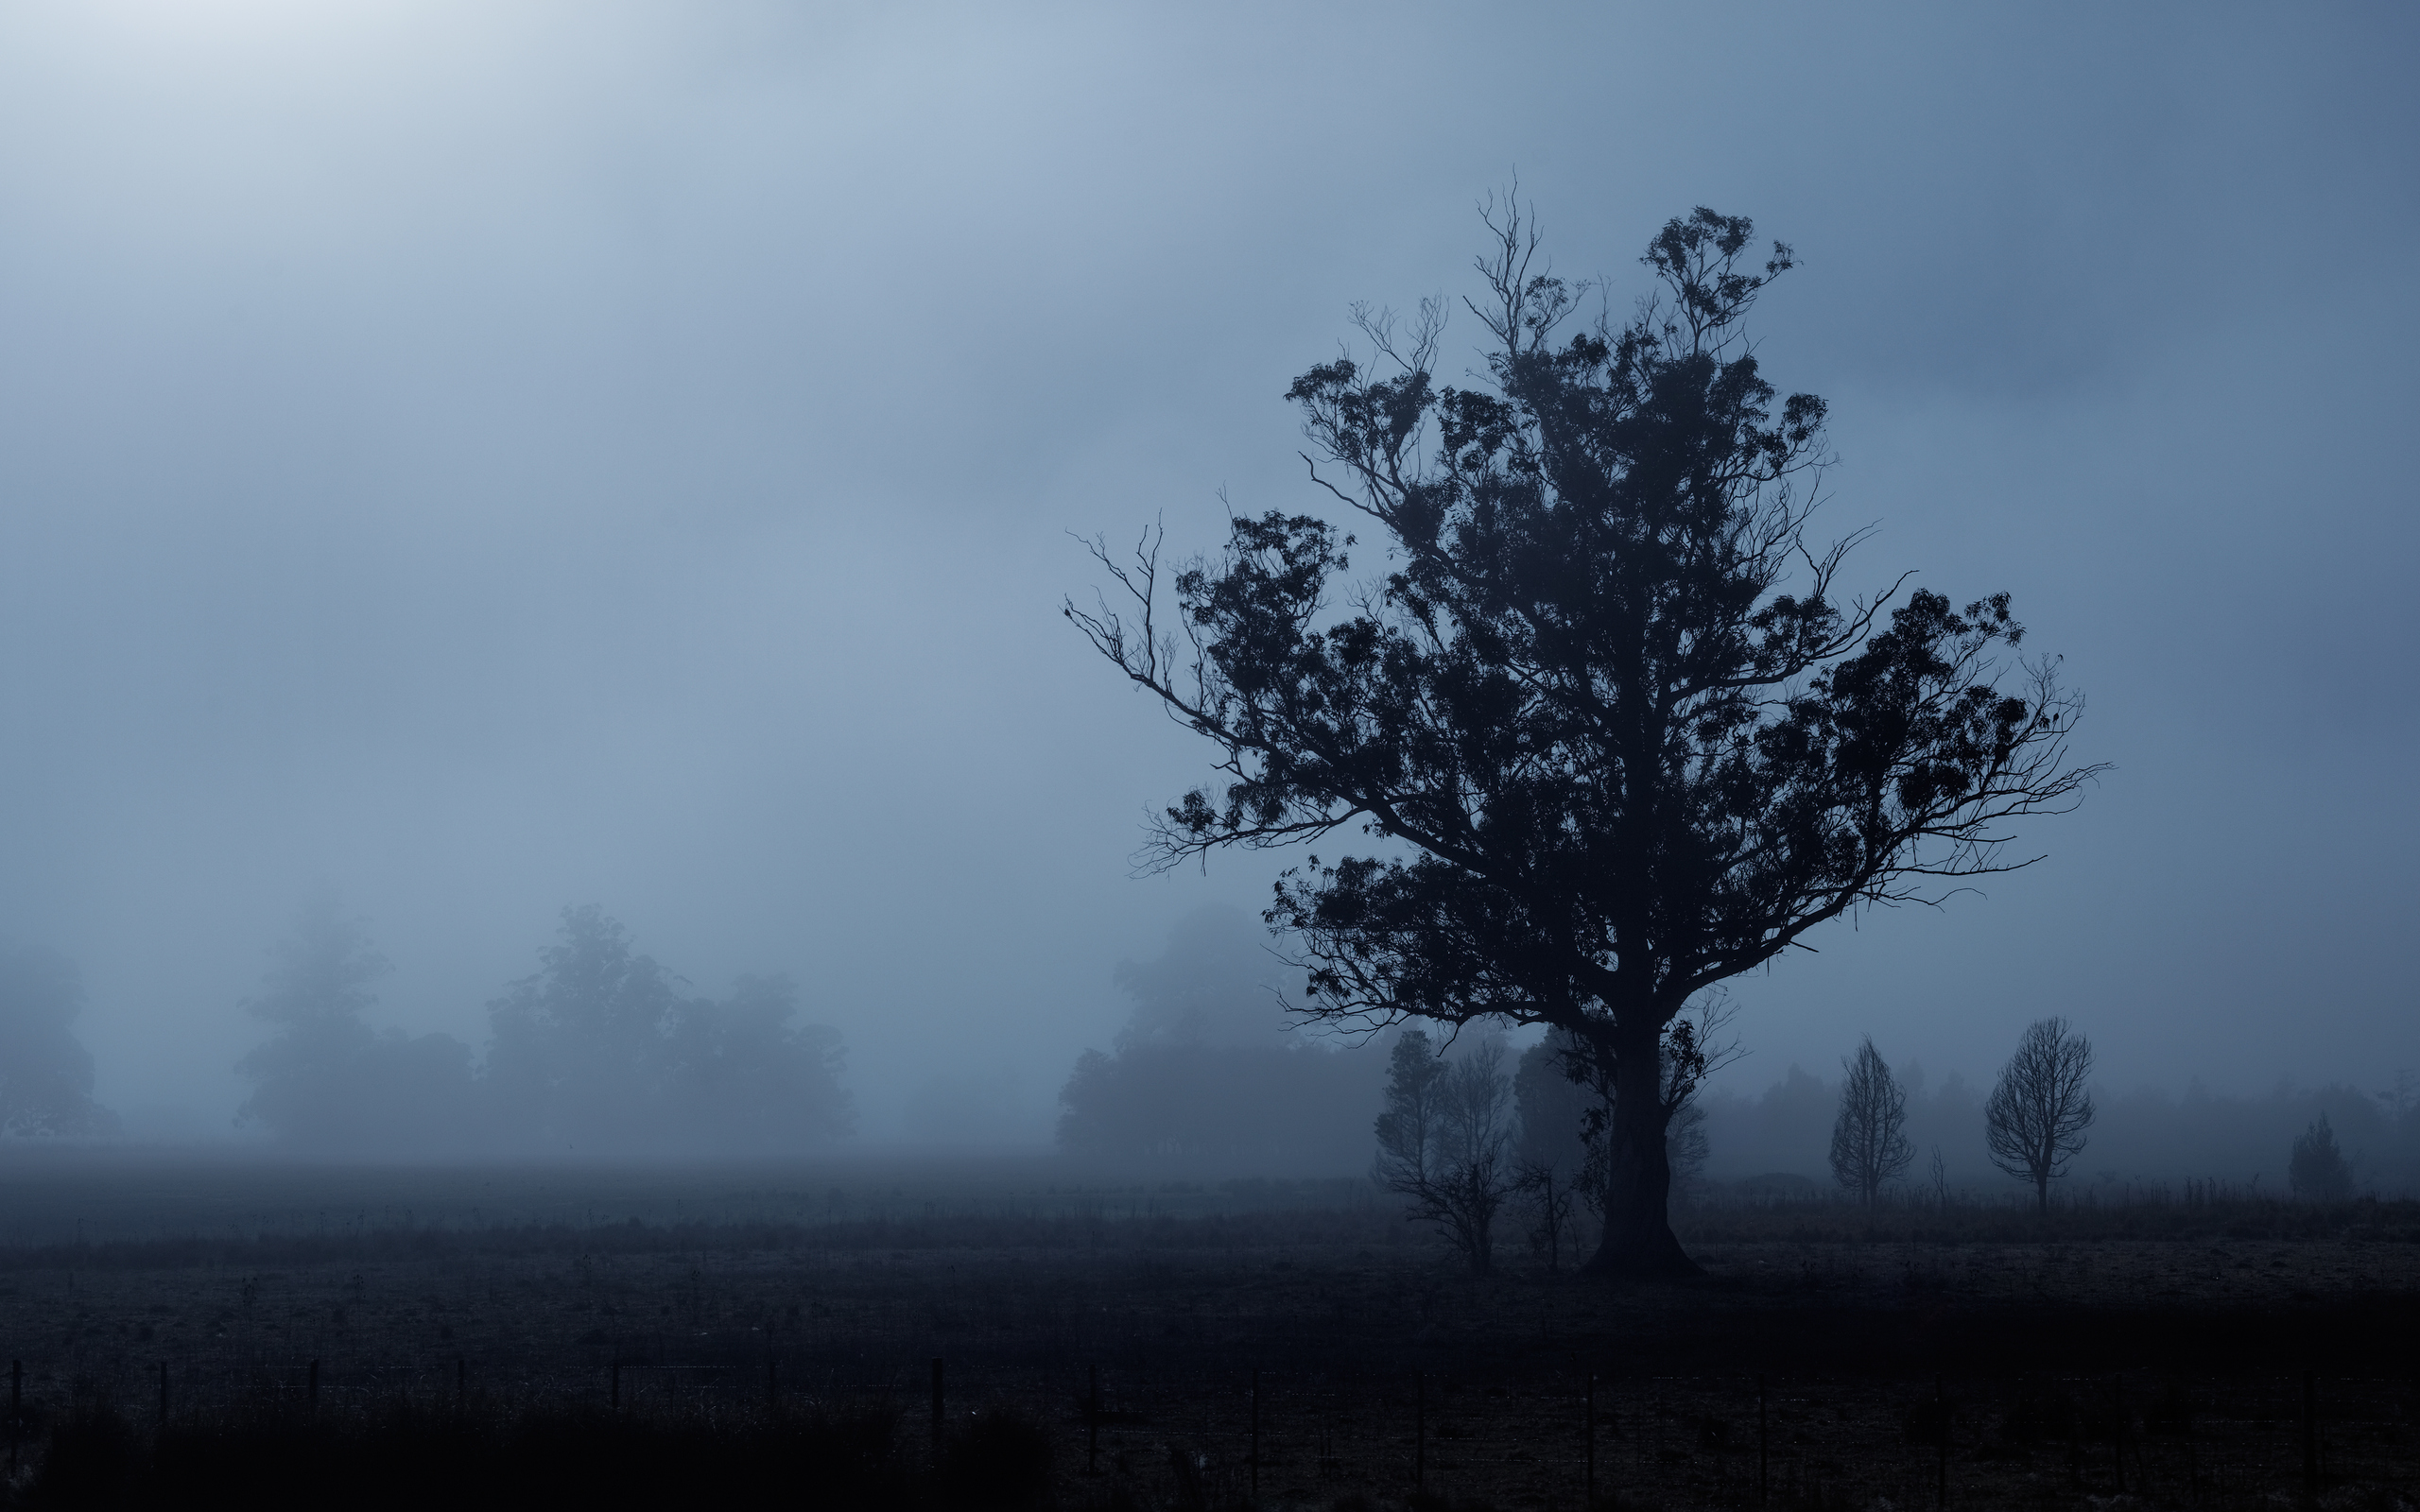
[0, 0, 2411, 1143]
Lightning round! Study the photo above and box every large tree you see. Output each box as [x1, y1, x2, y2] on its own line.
[1069, 201, 2099, 1275]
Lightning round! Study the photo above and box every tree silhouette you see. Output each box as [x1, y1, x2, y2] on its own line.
[1071, 199, 2100, 1274]
[1828, 1038, 1912, 1207]
[2289, 1113, 2354, 1201]
[0, 947, 113, 1137]
[235, 892, 476, 1152]
[486, 906, 853, 1156]
[1374, 1031, 1514, 1275]
[1984, 1017, 2095, 1212]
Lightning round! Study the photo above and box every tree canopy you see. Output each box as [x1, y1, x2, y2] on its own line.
[0, 946, 114, 1138]
[1071, 199, 2100, 1274]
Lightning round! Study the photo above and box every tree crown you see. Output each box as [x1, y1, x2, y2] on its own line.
[1070, 199, 2100, 1057]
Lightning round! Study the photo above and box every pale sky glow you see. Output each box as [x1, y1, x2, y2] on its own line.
[0, 2, 2411, 1143]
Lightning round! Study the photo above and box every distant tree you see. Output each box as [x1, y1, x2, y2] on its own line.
[1667, 1098, 1710, 1198]
[2288, 1113, 2354, 1202]
[236, 894, 477, 1151]
[1983, 1017, 2095, 1213]
[663, 974, 854, 1150]
[0, 948, 114, 1137]
[1374, 1031, 1514, 1275]
[1512, 1032, 1595, 1268]
[1070, 199, 2100, 1274]
[485, 906, 689, 1154]
[1828, 1038, 1913, 1207]
[1053, 907, 1387, 1169]
[486, 906, 853, 1157]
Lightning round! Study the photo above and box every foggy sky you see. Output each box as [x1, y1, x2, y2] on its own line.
[0, 1, 2412, 1144]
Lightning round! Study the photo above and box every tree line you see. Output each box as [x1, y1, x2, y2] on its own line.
[235, 895, 852, 1157]
[1372, 1015, 2387, 1274]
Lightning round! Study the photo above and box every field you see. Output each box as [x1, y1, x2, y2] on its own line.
[0, 1154, 2414, 1510]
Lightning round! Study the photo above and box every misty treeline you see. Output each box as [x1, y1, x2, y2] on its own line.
[1701, 1047, 2420, 1203]
[1056, 906, 1389, 1170]
[1055, 911, 2415, 1220]
[237, 897, 851, 1157]
[0, 947, 115, 1138]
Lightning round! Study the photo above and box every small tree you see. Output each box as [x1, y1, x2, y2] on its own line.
[1828, 1038, 1912, 1207]
[1983, 1017, 2094, 1213]
[1375, 1031, 1514, 1274]
[2289, 1113, 2354, 1202]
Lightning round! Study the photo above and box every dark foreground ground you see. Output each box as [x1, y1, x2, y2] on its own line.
[0, 1158, 2411, 1510]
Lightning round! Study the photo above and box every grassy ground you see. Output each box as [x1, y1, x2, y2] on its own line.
[0, 1160, 2411, 1508]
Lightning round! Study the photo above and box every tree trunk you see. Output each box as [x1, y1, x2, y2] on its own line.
[2034, 1171, 2049, 1216]
[1582, 1030, 1701, 1279]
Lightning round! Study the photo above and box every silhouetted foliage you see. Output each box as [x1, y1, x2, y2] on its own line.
[236, 893, 479, 1153]
[1070, 198, 2100, 1275]
[2289, 1112, 2354, 1201]
[0, 945, 114, 1137]
[1374, 1030, 1514, 1274]
[1054, 906, 1385, 1170]
[1985, 1016, 2096, 1212]
[1829, 1037, 1912, 1206]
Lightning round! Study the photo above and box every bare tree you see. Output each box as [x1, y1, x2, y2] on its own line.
[1828, 1038, 1913, 1207]
[1512, 1159, 1582, 1273]
[1983, 1017, 2095, 1213]
[1374, 1030, 1514, 1274]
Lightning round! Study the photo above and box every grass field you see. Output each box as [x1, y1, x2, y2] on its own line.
[0, 1154, 2412, 1509]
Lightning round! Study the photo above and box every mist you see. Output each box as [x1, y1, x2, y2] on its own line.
[0, 2, 2412, 1162]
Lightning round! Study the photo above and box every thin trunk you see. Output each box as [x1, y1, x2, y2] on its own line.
[1582, 1029, 1699, 1279]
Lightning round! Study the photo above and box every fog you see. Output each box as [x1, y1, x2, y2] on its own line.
[0, 2, 2412, 1160]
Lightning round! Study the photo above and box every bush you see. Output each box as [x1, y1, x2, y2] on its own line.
[2290, 1113, 2356, 1202]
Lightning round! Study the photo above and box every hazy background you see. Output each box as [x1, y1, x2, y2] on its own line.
[0, 1, 2411, 1149]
